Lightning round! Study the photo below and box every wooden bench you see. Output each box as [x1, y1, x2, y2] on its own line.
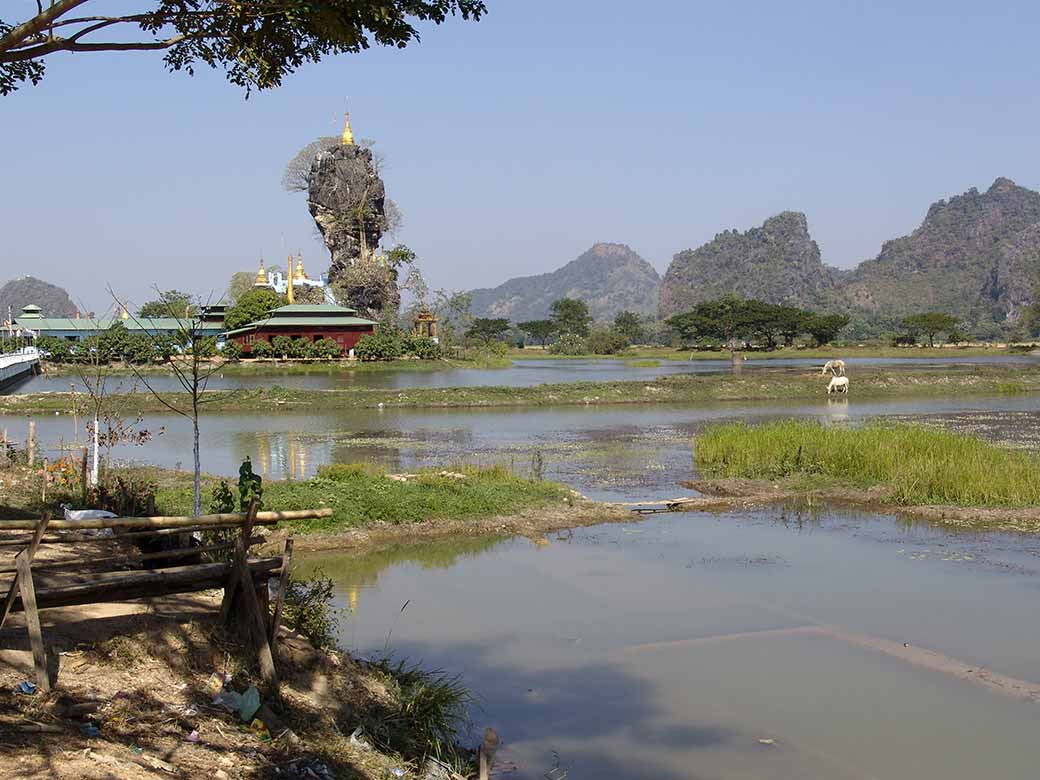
[0, 503, 332, 692]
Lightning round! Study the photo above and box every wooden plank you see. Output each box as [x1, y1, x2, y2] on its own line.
[7, 558, 281, 613]
[16, 551, 49, 691]
[0, 515, 50, 631]
[0, 522, 271, 546]
[220, 499, 259, 625]
[238, 555, 278, 688]
[0, 507, 332, 531]
[478, 727, 499, 780]
[0, 537, 262, 574]
[269, 538, 293, 646]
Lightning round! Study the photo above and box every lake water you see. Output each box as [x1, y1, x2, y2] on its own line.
[15, 394, 1040, 501]
[6, 354, 1037, 394]
[297, 509, 1040, 779]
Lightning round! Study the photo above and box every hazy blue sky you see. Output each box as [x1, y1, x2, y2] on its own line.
[2, 0, 1039, 312]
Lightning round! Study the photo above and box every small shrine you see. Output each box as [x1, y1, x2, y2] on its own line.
[412, 308, 438, 341]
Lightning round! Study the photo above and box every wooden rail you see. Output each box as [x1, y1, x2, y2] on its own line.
[0, 503, 317, 692]
[0, 508, 332, 531]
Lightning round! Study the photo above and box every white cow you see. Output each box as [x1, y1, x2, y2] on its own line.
[821, 359, 846, 377]
[827, 376, 849, 394]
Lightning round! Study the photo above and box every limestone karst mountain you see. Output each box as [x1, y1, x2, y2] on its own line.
[0, 276, 77, 320]
[658, 178, 1040, 335]
[658, 212, 841, 318]
[469, 243, 661, 322]
[841, 177, 1040, 330]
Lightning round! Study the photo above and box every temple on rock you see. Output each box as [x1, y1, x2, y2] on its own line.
[253, 254, 335, 304]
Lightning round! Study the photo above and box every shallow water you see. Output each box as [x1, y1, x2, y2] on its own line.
[6, 354, 1036, 394]
[15, 393, 1040, 502]
[298, 510, 1040, 779]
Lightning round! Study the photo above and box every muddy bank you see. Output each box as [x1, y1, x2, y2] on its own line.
[266, 501, 638, 554]
[686, 478, 1040, 535]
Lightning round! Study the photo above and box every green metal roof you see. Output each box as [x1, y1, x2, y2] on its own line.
[14, 317, 222, 332]
[223, 315, 376, 337]
[269, 303, 359, 315]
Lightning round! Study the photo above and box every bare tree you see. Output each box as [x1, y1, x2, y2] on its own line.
[111, 287, 230, 517]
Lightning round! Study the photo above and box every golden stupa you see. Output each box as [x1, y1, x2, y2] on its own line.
[341, 112, 354, 146]
[254, 257, 267, 286]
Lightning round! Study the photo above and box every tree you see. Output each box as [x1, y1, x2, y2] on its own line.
[550, 298, 592, 337]
[776, 306, 810, 347]
[665, 295, 754, 349]
[113, 288, 231, 517]
[226, 271, 259, 304]
[224, 287, 284, 331]
[517, 320, 556, 346]
[466, 318, 510, 344]
[138, 290, 195, 318]
[586, 327, 629, 355]
[805, 313, 850, 347]
[901, 313, 960, 348]
[1, 1, 487, 96]
[612, 311, 646, 344]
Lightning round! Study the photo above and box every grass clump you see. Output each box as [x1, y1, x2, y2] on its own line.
[625, 359, 661, 368]
[156, 464, 570, 533]
[280, 572, 340, 650]
[363, 658, 472, 768]
[695, 419, 1040, 507]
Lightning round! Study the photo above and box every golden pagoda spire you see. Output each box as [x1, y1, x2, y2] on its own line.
[341, 111, 355, 146]
[294, 252, 306, 282]
[286, 254, 295, 304]
[254, 257, 267, 286]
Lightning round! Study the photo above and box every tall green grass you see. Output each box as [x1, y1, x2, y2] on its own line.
[695, 420, 1040, 507]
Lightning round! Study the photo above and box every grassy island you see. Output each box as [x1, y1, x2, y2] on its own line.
[696, 420, 1040, 508]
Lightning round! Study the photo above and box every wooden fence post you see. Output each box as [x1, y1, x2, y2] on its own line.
[269, 538, 294, 645]
[41, 458, 48, 503]
[26, 419, 36, 467]
[478, 727, 499, 780]
[80, 447, 89, 504]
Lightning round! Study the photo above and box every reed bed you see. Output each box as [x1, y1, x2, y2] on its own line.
[695, 420, 1040, 507]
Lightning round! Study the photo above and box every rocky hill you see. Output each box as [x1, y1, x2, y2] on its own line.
[659, 212, 841, 317]
[841, 177, 1040, 330]
[658, 179, 1040, 334]
[469, 243, 661, 322]
[0, 276, 77, 320]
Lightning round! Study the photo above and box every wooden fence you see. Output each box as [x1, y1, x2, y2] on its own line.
[0, 503, 332, 692]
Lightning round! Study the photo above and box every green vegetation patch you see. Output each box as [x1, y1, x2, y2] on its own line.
[157, 464, 570, 533]
[696, 420, 1040, 507]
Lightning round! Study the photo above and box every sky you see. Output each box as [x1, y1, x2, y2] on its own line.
[2, 0, 1040, 313]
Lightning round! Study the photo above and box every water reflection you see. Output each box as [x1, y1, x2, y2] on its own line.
[298, 510, 1040, 780]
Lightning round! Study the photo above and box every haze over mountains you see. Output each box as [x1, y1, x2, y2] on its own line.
[472, 178, 1040, 336]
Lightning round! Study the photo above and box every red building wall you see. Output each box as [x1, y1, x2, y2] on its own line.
[231, 325, 373, 354]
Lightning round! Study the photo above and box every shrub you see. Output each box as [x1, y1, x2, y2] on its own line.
[280, 572, 339, 650]
[548, 333, 587, 355]
[312, 337, 342, 360]
[270, 335, 295, 359]
[221, 340, 243, 362]
[585, 327, 629, 355]
[355, 331, 405, 361]
[251, 340, 273, 360]
[403, 335, 440, 360]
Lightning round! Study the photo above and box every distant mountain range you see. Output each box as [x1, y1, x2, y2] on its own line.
[470, 178, 1040, 336]
[0, 276, 77, 321]
[469, 243, 660, 322]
